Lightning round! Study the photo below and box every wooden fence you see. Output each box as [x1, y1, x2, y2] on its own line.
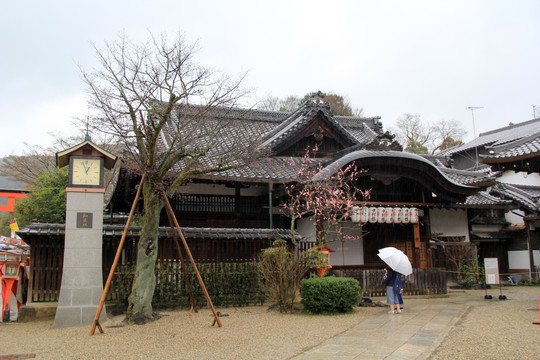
[26, 230, 446, 303]
[29, 237, 64, 302]
[27, 232, 273, 302]
[330, 267, 447, 297]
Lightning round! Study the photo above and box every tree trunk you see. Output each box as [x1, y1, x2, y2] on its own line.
[126, 182, 163, 323]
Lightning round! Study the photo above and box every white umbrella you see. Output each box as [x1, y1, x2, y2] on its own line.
[377, 247, 413, 276]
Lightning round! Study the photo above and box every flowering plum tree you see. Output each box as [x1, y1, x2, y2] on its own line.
[282, 146, 371, 250]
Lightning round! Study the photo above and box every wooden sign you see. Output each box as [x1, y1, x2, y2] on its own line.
[76, 212, 93, 228]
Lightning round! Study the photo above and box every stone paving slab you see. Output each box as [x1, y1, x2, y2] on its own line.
[290, 294, 471, 360]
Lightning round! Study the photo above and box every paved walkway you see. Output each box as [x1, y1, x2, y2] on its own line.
[291, 291, 480, 360]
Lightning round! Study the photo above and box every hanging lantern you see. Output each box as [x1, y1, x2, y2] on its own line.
[377, 207, 385, 223]
[385, 207, 393, 223]
[393, 207, 402, 223]
[350, 206, 361, 223]
[402, 207, 410, 223]
[360, 206, 369, 223]
[369, 207, 378, 223]
[410, 207, 419, 223]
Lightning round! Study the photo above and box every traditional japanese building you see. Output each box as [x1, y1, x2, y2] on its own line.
[107, 95, 486, 271]
[442, 118, 540, 278]
[28, 96, 537, 302]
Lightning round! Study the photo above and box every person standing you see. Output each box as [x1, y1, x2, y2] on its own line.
[382, 266, 402, 314]
[396, 274, 405, 310]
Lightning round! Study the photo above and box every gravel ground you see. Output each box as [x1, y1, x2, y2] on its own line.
[0, 304, 380, 359]
[2, 287, 539, 359]
[429, 286, 540, 360]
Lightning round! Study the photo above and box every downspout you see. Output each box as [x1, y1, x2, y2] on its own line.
[525, 218, 535, 280]
[268, 182, 273, 229]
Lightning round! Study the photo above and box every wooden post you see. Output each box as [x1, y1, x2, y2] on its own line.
[162, 193, 222, 327]
[165, 209, 198, 312]
[89, 174, 146, 336]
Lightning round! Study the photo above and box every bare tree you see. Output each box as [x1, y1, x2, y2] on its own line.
[82, 32, 253, 323]
[0, 132, 120, 189]
[0, 151, 55, 187]
[431, 119, 466, 153]
[393, 114, 431, 154]
[279, 95, 302, 112]
[256, 95, 281, 111]
[392, 115, 467, 155]
[257, 92, 364, 117]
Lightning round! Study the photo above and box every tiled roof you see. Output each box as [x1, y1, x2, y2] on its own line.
[460, 191, 513, 207]
[312, 150, 480, 202]
[18, 223, 303, 241]
[259, 101, 366, 150]
[490, 183, 540, 213]
[482, 134, 540, 162]
[202, 157, 331, 183]
[438, 167, 498, 186]
[161, 104, 382, 182]
[443, 118, 540, 155]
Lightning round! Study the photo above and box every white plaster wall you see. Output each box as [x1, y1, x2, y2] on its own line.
[296, 218, 364, 265]
[326, 222, 364, 266]
[505, 209, 525, 226]
[498, 171, 540, 186]
[429, 208, 470, 241]
[508, 250, 540, 269]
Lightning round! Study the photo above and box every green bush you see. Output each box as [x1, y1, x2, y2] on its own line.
[457, 263, 485, 289]
[110, 261, 264, 310]
[300, 276, 360, 314]
[519, 278, 540, 286]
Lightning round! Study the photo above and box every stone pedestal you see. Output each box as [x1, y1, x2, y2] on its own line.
[54, 190, 107, 328]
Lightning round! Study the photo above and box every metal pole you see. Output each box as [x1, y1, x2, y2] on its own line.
[466, 107, 483, 170]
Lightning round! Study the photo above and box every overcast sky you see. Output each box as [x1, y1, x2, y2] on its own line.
[1, 0, 539, 157]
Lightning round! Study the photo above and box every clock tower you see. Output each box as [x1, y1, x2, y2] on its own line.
[54, 138, 117, 328]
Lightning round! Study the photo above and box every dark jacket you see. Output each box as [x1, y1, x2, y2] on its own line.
[382, 267, 398, 287]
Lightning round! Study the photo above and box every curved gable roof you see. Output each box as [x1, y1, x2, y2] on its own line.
[313, 150, 479, 202]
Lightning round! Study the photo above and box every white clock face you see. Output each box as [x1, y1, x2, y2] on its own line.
[72, 158, 102, 186]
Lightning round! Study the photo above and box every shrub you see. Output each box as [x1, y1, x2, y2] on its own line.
[519, 278, 540, 286]
[110, 261, 264, 310]
[258, 243, 312, 313]
[457, 263, 485, 289]
[300, 276, 360, 314]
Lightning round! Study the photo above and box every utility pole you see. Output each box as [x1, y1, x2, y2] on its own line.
[533, 105, 538, 119]
[466, 106, 483, 170]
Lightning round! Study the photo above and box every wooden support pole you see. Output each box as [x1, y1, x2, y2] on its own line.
[162, 193, 222, 327]
[165, 209, 198, 312]
[89, 173, 146, 336]
[0, 354, 36, 359]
